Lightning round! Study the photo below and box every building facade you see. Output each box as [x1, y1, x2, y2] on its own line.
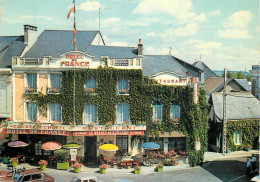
[250, 65, 260, 100]
[1, 25, 208, 165]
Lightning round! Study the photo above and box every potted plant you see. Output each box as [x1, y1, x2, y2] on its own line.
[119, 89, 128, 94]
[51, 121, 60, 129]
[136, 121, 141, 126]
[17, 121, 25, 128]
[87, 121, 95, 129]
[54, 149, 70, 170]
[86, 88, 96, 94]
[105, 121, 113, 130]
[38, 160, 48, 170]
[122, 121, 131, 128]
[141, 121, 146, 126]
[246, 144, 252, 152]
[134, 165, 141, 174]
[156, 163, 163, 172]
[227, 148, 231, 154]
[50, 87, 58, 93]
[69, 122, 76, 128]
[73, 162, 82, 173]
[33, 120, 42, 130]
[153, 118, 161, 124]
[99, 164, 108, 174]
[9, 158, 18, 167]
[26, 87, 35, 93]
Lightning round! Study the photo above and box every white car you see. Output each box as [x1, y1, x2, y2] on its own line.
[70, 175, 104, 182]
[250, 175, 260, 182]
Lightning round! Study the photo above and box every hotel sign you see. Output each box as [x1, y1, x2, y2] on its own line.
[4, 129, 69, 136]
[60, 54, 89, 67]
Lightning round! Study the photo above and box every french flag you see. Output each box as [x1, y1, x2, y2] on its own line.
[67, 0, 75, 19]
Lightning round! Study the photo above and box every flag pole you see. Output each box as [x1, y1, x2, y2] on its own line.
[73, 0, 76, 125]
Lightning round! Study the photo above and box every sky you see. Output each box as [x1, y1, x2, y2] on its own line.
[0, 0, 259, 71]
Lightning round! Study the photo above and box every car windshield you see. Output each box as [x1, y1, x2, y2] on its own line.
[13, 173, 22, 182]
[71, 177, 81, 182]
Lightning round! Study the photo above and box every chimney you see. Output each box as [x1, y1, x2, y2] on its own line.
[137, 38, 143, 56]
[192, 77, 199, 104]
[24, 25, 38, 47]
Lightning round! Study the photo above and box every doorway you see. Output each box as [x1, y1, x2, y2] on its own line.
[84, 136, 97, 163]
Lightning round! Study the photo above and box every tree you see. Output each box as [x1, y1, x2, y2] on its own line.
[237, 71, 245, 79]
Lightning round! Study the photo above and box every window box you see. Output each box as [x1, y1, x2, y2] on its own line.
[153, 119, 161, 124]
[25, 87, 37, 94]
[86, 88, 96, 95]
[47, 87, 60, 94]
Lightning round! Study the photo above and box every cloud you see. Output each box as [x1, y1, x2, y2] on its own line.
[145, 47, 176, 55]
[187, 39, 222, 50]
[109, 41, 129, 46]
[218, 29, 251, 39]
[208, 10, 221, 17]
[193, 13, 207, 22]
[165, 23, 199, 36]
[78, 1, 101, 11]
[146, 32, 155, 37]
[133, 0, 195, 20]
[224, 10, 253, 29]
[2, 15, 55, 24]
[218, 10, 253, 39]
[103, 17, 121, 25]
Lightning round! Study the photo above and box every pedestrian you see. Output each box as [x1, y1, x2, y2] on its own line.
[247, 158, 251, 178]
[252, 155, 256, 172]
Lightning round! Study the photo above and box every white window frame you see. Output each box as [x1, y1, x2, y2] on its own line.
[233, 130, 242, 145]
[152, 100, 163, 123]
[83, 104, 98, 124]
[48, 73, 62, 93]
[48, 103, 62, 123]
[25, 102, 38, 122]
[170, 101, 181, 120]
[116, 103, 130, 124]
[25, 72, 38, 93]
[117, 79, 129, 95]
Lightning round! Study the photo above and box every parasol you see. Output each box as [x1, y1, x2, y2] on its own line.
[141, 142, 160, 150]
[41, 141, 62, 151]
[99, 144, 119, 151]
[63, 142, 81, 149]
[8, 141, 29, 147]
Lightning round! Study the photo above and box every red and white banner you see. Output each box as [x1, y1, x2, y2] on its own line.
[73, 130, 144, 136]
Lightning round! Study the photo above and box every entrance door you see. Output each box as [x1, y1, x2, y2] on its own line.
[84, 136, 97, 163]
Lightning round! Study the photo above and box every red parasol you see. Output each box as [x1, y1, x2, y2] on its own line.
[8, 141, 29, 147]
[41, 141, 62, 151]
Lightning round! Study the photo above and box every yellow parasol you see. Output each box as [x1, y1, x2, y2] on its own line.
[99, 144, 119, 151]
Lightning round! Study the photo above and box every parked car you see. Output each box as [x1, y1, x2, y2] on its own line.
[70, 175, 104, 182]
[0, 169, 54, 182]
[250, 175, 260, 182]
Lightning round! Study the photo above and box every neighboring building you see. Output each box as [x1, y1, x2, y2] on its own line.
[250, 65, 260, 100]
[208, 92, 260, 152]
[0, 25, 207, 163]
[193, 61, 217, 81]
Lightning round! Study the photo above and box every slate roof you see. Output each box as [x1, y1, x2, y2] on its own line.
[142, 55, 193, 78]
[212, 92, 260, 120]
[204, 77, 249, 93]
[86, 45, 138, 59]
[235, 79, 250, 91]
[23, 30, 99, 58]
[193, 61, 217, 80]
[0, 36, 26, 68]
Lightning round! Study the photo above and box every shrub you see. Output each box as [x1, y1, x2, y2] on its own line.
[99, 164, 108, 169]
[54, 149, 69, 163]
[73, 162, 82, 168]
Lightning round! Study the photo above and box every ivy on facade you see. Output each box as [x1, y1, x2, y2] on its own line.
[25, 67, 209, 166]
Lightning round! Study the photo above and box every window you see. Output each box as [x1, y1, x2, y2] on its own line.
[117, 79, 129, 94]
[26, 73, 37, 93]
[84, 104, 98, 124]
[152, 100, 162, 123]
[116, 135, 128, 151]
[114, 59, 128, 66]
[26, 102, 37, 121]
[130, 59, 133, 66]
[49, 103, 62, 122]
[170, 101, 181, 120]
[21, 175, 31, 181]
[136, 59, 140, 66]
[233, 130, 242, 145]
[50, 73, 61, 93]
[116, 103, 129, 124]
[86, 78, 97, 94]
[32, 173, 42, 180]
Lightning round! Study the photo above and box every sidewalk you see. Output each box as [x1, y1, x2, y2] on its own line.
[204, 149, 260, 162]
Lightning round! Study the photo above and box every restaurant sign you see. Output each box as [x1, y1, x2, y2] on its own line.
[73, 130, 144, 136]
[4, 129, 69, 136]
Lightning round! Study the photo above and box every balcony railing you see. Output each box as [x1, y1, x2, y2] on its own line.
[24, 58, 43, 65]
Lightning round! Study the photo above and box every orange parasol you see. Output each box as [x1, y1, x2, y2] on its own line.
[41, 141, 62, 151]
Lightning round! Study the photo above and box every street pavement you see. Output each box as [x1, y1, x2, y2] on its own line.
[0, 150, 259, 182]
